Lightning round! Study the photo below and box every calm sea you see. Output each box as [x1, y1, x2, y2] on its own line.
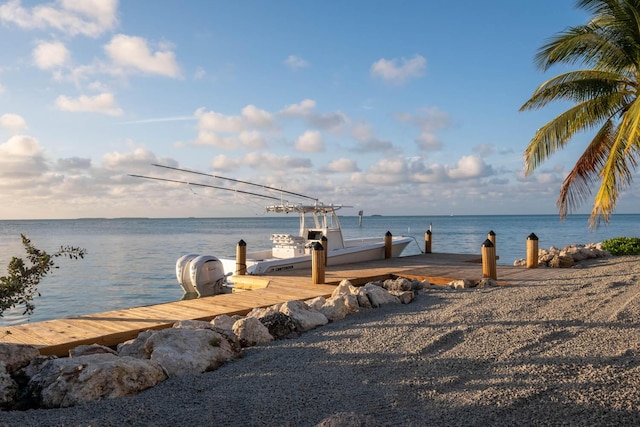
[0, 214, 638, 326]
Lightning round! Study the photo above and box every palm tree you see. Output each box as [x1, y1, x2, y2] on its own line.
[520, 0, 640, 227]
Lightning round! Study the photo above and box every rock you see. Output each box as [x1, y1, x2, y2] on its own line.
[173, 319, 217, 330]
[320, 296, 349, 321]
[449, 279, 473, 290]
[144, 328, 240, 377]
[306, 296, 326, 311]
[331, 279, 359, 298]
[477, 278, 499, 288]
[389, 290, 415, 304]
[0, 362, 18, 409]
[342, 294, 360, 313]
[69, 344, 117, 358]
[246, 304, 282, 319]
[315, 411, 382, 427]
[279, 300, 328, 332]
[355, 287, 373, 309]
[382, 277, 413, 291]
[232, 317, 274, 347]
[363, 283, 400, 307]
[549, 255, 574, 268]
[259, 312, 299, 339]
[27, 354, 167, 408]
[118, 330, 155, 359]
[211, 314, 236, 333]
[0, 343, 40, 373]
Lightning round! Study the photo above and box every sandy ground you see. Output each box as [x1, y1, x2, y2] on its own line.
[2, 256, 640, 426]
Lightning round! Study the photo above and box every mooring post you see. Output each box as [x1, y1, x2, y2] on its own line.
[312, 242, 325, 284]
[481, 239, 497, 280]
[425, 230, 432, 254]
[384, 231, 392, 259]
[488, 230, 496, 255]
[321, 235, 328, 266]
[236, 239, 247, 276]
[526, 233, 539, 269]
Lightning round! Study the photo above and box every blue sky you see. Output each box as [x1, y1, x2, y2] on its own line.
[0, 0, 636, 219]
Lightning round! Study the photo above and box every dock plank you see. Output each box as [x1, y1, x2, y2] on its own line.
[0, 253, 554, 356]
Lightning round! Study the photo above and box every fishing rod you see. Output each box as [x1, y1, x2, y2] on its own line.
[151, 163, 318, 203]
[128, 174, 282, 201]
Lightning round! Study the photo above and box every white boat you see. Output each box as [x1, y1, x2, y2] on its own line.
[176, 203, 413, 297]
[130, 164, 414, 297]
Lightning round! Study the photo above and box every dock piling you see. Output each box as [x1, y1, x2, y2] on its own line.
[384, 231, 392, 259]
[481, 239, 497, 280]
[425, 230, 432, 253]
[236, 239, 247, 276]
[321, 235, 328, 266]
[526, 233, 539, 268]
[312, 242, 325, 284]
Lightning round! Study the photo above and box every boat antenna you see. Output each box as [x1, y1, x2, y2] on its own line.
[128, 174, 283, 201]
[151, 163, 318, 202]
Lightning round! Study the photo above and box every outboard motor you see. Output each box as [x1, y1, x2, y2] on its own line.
[176, 254, 226, 297]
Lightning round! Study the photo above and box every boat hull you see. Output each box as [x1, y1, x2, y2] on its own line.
[220, 236, 413, 282]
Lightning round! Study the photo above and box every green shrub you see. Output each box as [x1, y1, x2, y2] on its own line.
[0, 234, 86, 317]
[601, 236, 640, 256]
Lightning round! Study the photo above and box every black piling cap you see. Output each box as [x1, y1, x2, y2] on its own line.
[385, 231, 392, 237]
[426, 230, 432, 235]
[238, 239, 247, 246]
[313, 242, 324, 251]
[482, 239, 494, 248]
[527, 233, 538, 240]
[488, 230, 495, 236]
[321, 235, 328, 242]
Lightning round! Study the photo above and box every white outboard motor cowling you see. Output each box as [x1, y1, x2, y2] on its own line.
[176, 254, 226, 297]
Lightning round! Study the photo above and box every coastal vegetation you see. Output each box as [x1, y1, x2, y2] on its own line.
[0, 234, 86, 317]
[521, 0, 640, 227]
[602, 236, 640, 255]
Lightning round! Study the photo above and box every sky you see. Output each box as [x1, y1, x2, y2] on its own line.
[0, 0, 638, 220]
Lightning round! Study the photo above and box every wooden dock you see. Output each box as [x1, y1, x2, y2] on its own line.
[0, 253, 559, 357]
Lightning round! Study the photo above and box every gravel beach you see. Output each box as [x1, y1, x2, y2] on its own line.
[2, 256, 640, 426]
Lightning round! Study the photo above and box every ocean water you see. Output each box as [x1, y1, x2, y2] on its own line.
[0, 214, 638, 326]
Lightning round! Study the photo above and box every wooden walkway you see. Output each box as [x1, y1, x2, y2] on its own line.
[0, 253, 559, 357]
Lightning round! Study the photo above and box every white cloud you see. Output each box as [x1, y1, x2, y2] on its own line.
[447, 155, 491, 179]
[281, 99, 316, 116]
[0, 134, 48, 179]
[295, 130, 324, 153]
[323, 158, 359, 173]
[104, 34, 181, 78]
[284, 55, 310, 70]
[0, 113, 28, 132]
[397, 107, 451, 151]
[33, 40, 70, 69]
[0, 82, 5, 93]
[243, 152, 312, 170]
[0, 0, 118, 38]
[212, 154, 240, 171]
[55, 92, 123, 116]
[370, 54, 426, 84]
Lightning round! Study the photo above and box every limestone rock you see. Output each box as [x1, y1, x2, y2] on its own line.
[28, 354, 167, 408]
[549, 255, 574, 268]
[232, 317, 274, 347]
[355, 287, 373, 309]
[0, 362, 18, 409]
[246, 304, 281, 319]
[210, 314, 237, 335]
[382, 277, 413, 292]
[342, 294, 360, 313]
[331, 279, 359, 298]
[279, 300, 328, 332]
[477, 278, 499, 288]
[259, 312, 298, 339]
[173, 319, 217, 330]
[0, 343, 40, 373]
[449, 279, 473, 290]
[144, 328, 240, 377]
[389, 290, 415, 304]
[320, 296, 349, 321]
[69, 344, 117, 358]
[306, 296, 326, 311]
[363, 283, 400, 307]
[117, 330, 155, 359]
